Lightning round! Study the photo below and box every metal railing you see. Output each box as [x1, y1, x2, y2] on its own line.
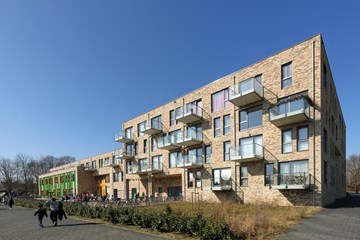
[144, 119, 163, 131]
[269, 172, 310, 187]
[211, 177, 232, 190]
[175, 104, 203, 119]
[176, 154, 202, 167]
[177, 129, 203, 142]
[157, 134, 180, 147]
[114, 132, 134, 141]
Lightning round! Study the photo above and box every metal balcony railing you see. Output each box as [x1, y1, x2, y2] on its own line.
[114, 132, 134, 143]
[230, 143, 264, 162]
[269, 172, 310, 190]
[229, 77, 263, 107]
[211, 177, 232, 191]
[176, 154, 202, 168]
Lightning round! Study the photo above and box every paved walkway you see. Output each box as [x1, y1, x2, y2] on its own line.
[276, 194, 360, 240]
[0, 205, 168, 240]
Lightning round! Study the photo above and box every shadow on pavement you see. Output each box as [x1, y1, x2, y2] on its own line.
[327, 194, 360, 209]
[46, 222, 101, 228]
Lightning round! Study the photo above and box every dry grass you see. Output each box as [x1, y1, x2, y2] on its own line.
[151, 202, 321, 240]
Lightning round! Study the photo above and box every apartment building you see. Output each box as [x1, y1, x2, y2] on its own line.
[39, 34, 346, 206]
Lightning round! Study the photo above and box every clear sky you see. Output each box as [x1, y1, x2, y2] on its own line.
[0, 1, 359, 161]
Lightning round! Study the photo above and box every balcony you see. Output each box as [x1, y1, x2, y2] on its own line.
[176, 154, 202, 169]
[229, 77, 263, 107]
[211, 177, 232, 191]
[142, 120, 163, 135]
[115, 149, 134, 160]
[230, 143, 264, 162]
[114, 132, 134, 144]
[176, 129, 202, 147]
[269, 172, 311, 190]
[130, 163, 163, 175]
[157, 135, 181, 151]
[104, 159, 120, 168]
[269, 97, 310, 127]
[84, 166, 97, 171]
[175, 104, 202, 124]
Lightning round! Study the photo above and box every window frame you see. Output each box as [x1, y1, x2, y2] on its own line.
[240, 166, 248, 187]
[239, 106, 262, 131]
[214, 117, 221, 137]
[281, 62, 292, 89]
[211, 88, 230, 112]
[223, 114, 230, 135]
[297, 126, 309, 151]
[223, 141, 231, 161]
[282, 129, 293, 153]
[205, 145, 211, 164]
[264, 163, 274, 186]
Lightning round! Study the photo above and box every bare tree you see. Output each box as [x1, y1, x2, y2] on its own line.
[346, 154, 360, 193]
[14, 153, 32, 195]
[0, 158, 15, 192]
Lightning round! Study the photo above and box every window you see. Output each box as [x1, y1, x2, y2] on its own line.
[281, 62, 292, 88]
[186, 99, 202, 116]
[151, 115, 162, 129]
[240, 106, 262, 130]
[265, 163, 274, 185]
[224, 141, 231, 161]
[113, 172, 119, 182]
[189, 147, 202, 165]
[188, 171, 194, 188]
[213, 168, 231, 187]
[211, 88, 230, 112]
[143, 139, 147, 153]
[205, 145, 211, 164]
[54, 177, 58, 183]
[240, 166, 248, 186]
[195, 170, 201, 188]
[126, 144, 134, 155]
[323, 64, 327, 90]
[152, 155, 163, 170]
[214, 117, 221, 137]
[240, 135, 263, 155]
[138, 121, 146, 137]
[170, 110, 176, 126]
[125, 127, 133, 139]
[121, 171, 124, 182]
[297, 126, 309, 151]
[323, 129, 328, 153]
[151, 137, 157, 151]
[139, 158, 148, 172]
[282, 129, 292, 153]
[91, 160, 96, 169]
[169, 151, 181, 168]
[126, 161, 134, 173]
[134, 142, 138, 155]
[104, 157, 109, 166]
[223, 114, 230, 135]
[279, 160, 308, 184]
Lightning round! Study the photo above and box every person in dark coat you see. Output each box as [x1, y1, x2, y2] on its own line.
[57, 201, 67, 221]
[8, 197, 14, 210]
[34, 203, 48, 228]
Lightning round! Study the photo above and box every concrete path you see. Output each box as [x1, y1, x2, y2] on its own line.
[0, 205, 168, 240]
[276, 194, 360, 240]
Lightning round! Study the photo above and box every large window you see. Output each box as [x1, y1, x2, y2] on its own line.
[138, 121, 146, 137]
[139, 158, 148, 172]
[126, 161, 134, 173]
[214, 117, 221, 137]
[205, 145, 211, 164]
[195, 170, 201, 188]
[240, 166, 248, 186]
[297, 126, 309, 151]
[211, 88, 230, 112]
[279, 160, 308, 181]
[152, 155, 163, 170]
[223, 114, 230, 135]
[282, 129, 292, 153]
[126, 144, 134, 155]
[151, 137, 157, 151]
[281, 62, 292, 89]
[113, 172, 119, 182]
[189, 147, 202, 164]
[240, 135, 263, 155]
[264, 163, 274, 185]
[240, 106, 262, 130]
[224, 141, 231, 161]
[188, 171, 193, 188]
[151, 115, 162, 129]
[169, 151, 181, 168]
[170, 110, 176, 126]
[213, 168, 231, 187]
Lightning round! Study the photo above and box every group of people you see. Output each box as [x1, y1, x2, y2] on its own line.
[34, 197, 67, 228]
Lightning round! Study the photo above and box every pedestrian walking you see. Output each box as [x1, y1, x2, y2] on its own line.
[58, 201, 67, 221]
[8, 197, 14, 210]
[46, 197, 59, 226]
[34, 203, 48, 228]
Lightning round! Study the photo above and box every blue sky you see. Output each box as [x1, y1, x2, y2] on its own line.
[0, 1, 359, 160]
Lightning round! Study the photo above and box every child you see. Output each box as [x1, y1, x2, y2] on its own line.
[57, 201, 67, 221]
[8, 197, 14, 210]
[34, 203, 48, 228]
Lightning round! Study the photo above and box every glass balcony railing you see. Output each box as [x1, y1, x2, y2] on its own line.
[269, 172, 310, 190]
[230, 143, 264, 162]
[104, 158, 120, 167]
[176, 154, 202, 168]
[142, 120, 163, 135]
[157, 134, 181, 150]
[176, 129, 203, 146]
[115, 149, 134, 159]
[211, 177, 232, 191]
[175, 104, 203, 124]
[114, 132, 134, 143]
[229, 78, 263, 107]
[269, 97, 310, 127]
